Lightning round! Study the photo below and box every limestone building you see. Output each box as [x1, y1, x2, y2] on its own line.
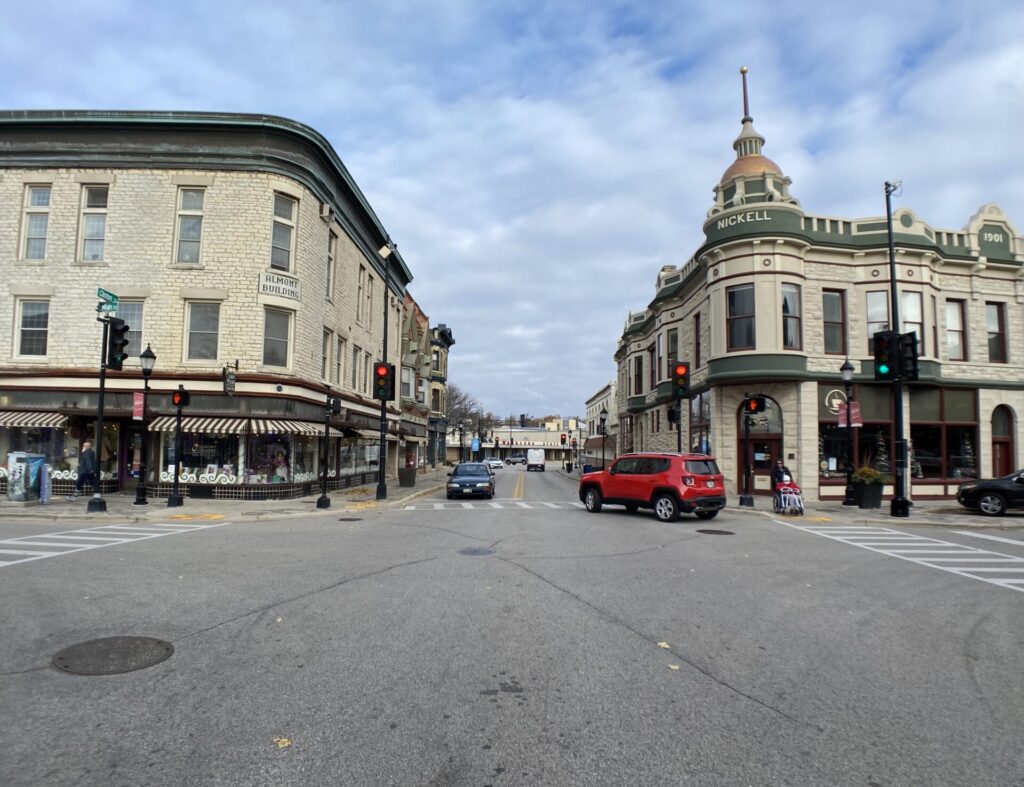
[615, 77, 1023, 501]
[0, 110, 448, 499]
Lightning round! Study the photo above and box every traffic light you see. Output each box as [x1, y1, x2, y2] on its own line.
[900, 331, 919, 382]
[171, 385, 191, 408]
[373, 362, 395, 401]
[106, 318, 131, 370]
[560, 433, 567, 445]
[329, 397, 342, 415]
[672, 360, 690, 399]
[747, 396, 766, 414]
[873, 331, 900, 381]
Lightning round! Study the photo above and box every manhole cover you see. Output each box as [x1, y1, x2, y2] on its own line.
[696, 529, 734, 536]
[52, 636, 174, 675]
[458, 547, 493, 556]
[337, 517, 362, 522]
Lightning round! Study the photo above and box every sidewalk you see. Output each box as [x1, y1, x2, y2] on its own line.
[0, 467, 452, 523]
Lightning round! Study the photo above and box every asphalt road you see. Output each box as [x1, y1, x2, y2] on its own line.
[2, 465, 1023, 786]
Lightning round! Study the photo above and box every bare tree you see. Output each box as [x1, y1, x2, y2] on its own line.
[445, 383, 481, 426]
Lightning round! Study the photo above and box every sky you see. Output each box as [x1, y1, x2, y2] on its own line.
[3, 1, 1023, 419]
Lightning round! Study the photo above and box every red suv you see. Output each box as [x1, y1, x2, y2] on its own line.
[578, 453, 726, 522]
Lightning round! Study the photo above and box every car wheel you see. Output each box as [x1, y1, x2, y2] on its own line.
[695, 510, 718, 520]
[624, 503, 639, 513]
[978, 492, 1007, 517]
[584, 487, 603, 513]
[653, 493, 679, 522]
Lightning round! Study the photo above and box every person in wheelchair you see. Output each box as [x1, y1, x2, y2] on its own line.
[771, 459, 794, 508]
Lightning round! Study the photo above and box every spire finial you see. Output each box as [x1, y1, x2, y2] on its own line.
[740, 66, 750, 121]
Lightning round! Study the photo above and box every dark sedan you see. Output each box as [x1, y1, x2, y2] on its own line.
[446, 463, 496, 500]
[956, 470, 1024, 516]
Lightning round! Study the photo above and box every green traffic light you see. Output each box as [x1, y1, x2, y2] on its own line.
[878, 364, 889, 375]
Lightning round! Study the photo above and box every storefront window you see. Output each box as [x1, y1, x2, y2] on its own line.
[818, 423, 849, 479]
[163, 433, 239, 481]
[909, 424, 942, 479]
[291, 435, 319, 483]
[946, 426, 978, 479]
[689, 392, 712, 454]
[243, 434, 293, 484]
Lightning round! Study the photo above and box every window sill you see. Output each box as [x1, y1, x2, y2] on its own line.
[73, 261, 108, 267]
[258, 365, 291, 373]
[181, 359, 221, 367]
[17, 259, 47, 264]
[12, 356, 50, 364]
[171, 263, 205, 270]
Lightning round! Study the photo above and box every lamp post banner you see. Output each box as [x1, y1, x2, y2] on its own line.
[132, 392, 144, 420]
[836, 402, 863, 428]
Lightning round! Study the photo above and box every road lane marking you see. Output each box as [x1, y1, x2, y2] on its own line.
[953, 531, 1024, 548]
[0, 520, 234, 569]
[543, 503, 560, 508]
[515, 502, 531, 508]
[775, 522, 1024, 594]
[488, 502, 502, 509]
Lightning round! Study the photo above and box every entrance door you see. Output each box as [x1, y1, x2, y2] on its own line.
[992, 406, 1014, 477]
[736, 396, 784, 495]
[122, 425, 145, 490]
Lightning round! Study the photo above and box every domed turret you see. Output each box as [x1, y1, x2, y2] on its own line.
[708, 67, 798, 217]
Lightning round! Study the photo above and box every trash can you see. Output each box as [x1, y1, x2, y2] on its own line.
[397, 468, 417, 487]
[583, 464, 593, 474]
[565, 462, 573, 472]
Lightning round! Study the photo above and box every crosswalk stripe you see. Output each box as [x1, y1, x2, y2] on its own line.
[922, 558, 1024, 562]
[0, 540, 100, 549]
[953, 531, 1024, 548]
[0, 548, 60, 556]
[543, 503, 559, 508]
[38, 534, 126, 541]
[488, 502, 502, 509]
[515, 502, 531, 508]
[461, 503, 473, 509]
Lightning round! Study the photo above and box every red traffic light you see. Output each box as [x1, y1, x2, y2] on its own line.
[171, 386, 191, 408]
[375, 364, 389, 377]
[674, 363, 688, 376]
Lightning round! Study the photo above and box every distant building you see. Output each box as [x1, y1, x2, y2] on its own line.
[614, 73, 1022, 501]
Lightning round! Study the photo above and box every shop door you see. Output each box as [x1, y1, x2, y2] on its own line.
[993, 440, 1013, 478]
[739, 438, 783, 495]
[122, 425, 145, 489]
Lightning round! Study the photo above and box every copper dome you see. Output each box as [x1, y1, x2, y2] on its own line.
[719, 154, 783, 186]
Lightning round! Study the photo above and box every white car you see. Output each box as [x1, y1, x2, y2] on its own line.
[485, 458, 504, 470]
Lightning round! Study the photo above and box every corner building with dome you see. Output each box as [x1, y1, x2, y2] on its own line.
[614, 75, 1024, 502]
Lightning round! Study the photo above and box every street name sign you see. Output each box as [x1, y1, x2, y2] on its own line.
[97, 288, 119, 305]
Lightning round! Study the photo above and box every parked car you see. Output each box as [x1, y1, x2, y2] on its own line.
[505, 455, 527, 465]
[485, 458, 504, 470]
[956, 470, 1024, 516]
[446, 463, 496, 499]
[578, 452, 726, 522]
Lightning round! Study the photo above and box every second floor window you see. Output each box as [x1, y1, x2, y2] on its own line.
[432, 388, 441, 412]
[866, 291, 889, 351]
[187, 302, 220, 360]
[321, 329, 332, 379]
[263, 308, 291, 367]
[327, 231, 337, 300]
[335, 337, 345, 385]
[356, 265, 366, 324]
[81, 185, 108, 262]
[946, 300, 966, 361]
[727, 284, 755, 351]
[633, 355, 643, 395]
[176, 188, 205, 263]
[116, 301, 144, 358]
[822, 290, 845, 354]
[902, 291, 924, 355]
[432, 349, 440, 371]
[23, 185, 50, 260]
[666, 328, 678, 373]
[17, 299, 49, 356]
[271, 194, 296, 271]
[401, 367, 413, 398]
[987, 302, 1006, 363]
[782, 284, 801, 350]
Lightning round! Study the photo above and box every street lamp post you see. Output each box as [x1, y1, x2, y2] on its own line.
[841, 359, 857, 506]
[133, 345, 156, 506]
[316, 395, 335, 510]
[599, 407, 608, 470]
[376, 242, 393, 501]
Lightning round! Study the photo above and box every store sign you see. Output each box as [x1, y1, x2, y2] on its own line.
[132, 391, 144, 420]
[824, 388, 847, 415]
[223, 367, 236, 396]
[259, 271, 301, 301]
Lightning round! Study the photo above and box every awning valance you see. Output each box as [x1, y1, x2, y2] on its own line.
[148, 416, 250, 434]
[403, 435, 427, 443]
[251, 419, 322, 435]
[356, 429, 399, 441]
[0, 411, 68, 428]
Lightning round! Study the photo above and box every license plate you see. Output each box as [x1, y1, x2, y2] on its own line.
[706, 480, 715, 487]
[462, 488, 473, 493]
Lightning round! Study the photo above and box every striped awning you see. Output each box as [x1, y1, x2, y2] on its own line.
[250, 419, 323, 435]
[0, 411, 68, 428]
[148, 416, 250, 434]
[356, 428, 399, 441]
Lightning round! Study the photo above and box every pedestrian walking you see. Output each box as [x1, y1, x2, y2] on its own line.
[70, 441, 98, 499]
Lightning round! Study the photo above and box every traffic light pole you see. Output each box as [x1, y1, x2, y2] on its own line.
[676, 396, 683, 454]
[167, 404, 184, 507]
[87, 313, 110, 513]
[885, 181, 910, 518]
[739, 400, 754, 508]
[376, 245, 392, 501]
[317, 396, 332, 509]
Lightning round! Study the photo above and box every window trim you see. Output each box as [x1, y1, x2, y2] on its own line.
[321, 328, 332, 380]
[866, 290, 890, 353]
[79, 184, 109, 262]
[262, 307, 292, 368]
[327, 231, 337, 301]
[270, 193, 297, 272]
[986, 301, 1007, 364]
[15, 298, 50, 359]
[185, 301, 221, 362]
[115, 300, 145, 362]
[174, 187, 205, 265]
[782, 283, 802, 351]
[726, 283, 756, 352]
[945, 299, 967, 362]
[22, 184, 51, 261]
[822, 289, 846, 355]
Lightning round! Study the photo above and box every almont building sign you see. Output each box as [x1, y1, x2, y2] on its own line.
[259, 271, 301, 301]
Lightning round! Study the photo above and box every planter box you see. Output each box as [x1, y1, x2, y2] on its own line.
[397, 468, 417, 488]
[854, 483, 883, 509]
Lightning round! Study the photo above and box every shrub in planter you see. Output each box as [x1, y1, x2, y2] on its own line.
[850, 465, 892, 508]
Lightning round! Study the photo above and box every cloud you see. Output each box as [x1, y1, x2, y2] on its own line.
[2, 0, 1021, 417]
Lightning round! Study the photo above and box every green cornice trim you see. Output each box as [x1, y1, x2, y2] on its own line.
[707, 354, 808, 384]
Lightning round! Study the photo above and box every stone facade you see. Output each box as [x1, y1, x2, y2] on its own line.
[615, 99, 1024, 502]
[0, 110, 445, 499]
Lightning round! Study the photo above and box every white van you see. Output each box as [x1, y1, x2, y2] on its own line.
[527, 448, 546, 472]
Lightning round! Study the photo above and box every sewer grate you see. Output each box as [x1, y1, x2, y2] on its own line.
[52, 636, 174, 675]
[337, 517, 363, 522]
[458, 547, 493, 556]
[696, 529, 735, 536]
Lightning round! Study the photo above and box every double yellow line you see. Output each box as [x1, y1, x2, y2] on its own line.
[511, 468, 525, 500]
